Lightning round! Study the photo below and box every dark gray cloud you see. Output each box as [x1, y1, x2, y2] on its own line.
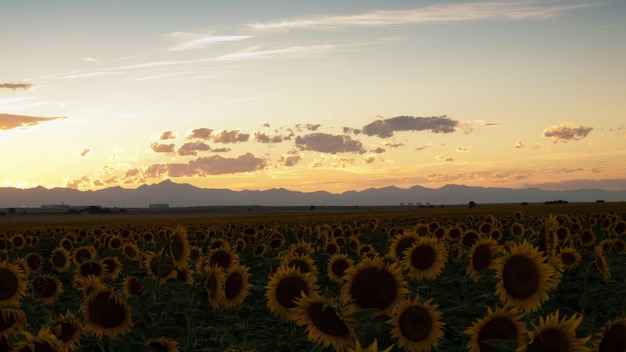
[160, 130, 176, 140]
[253, 131, 283, 144]
[150, 142, 175, 153]
[0, 113, 66, 131]
[343, 127, 362, 135]
[362, 115, 458, 138]
[296, 123, 321, 131]
[295, 132, 365, 154]
[178, 141, 211, 156]
[370, 147, 385, 154]
[0, 82, 33, 90]
[188, 128, 213, 140]
[144, 153, 266, 177]
[278, 150, 302, 167]
[543, 124, 593, 142]
[213, 130, 250, 143]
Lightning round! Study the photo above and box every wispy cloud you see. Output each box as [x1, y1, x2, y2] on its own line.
[0, 82, 34, 91]
[247, 1, 594, 31]
[215, 45, 334, 61]
[167, 32, 253, 51]
[0, 113, 66, 131]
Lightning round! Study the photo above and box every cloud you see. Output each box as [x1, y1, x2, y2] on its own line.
[145, 153, 266, 177]
[370, 147, 386, 154]
[0, 113, 66, 131]
[456, 146, 469, 153]
[295, 132, 365, 154]
[80, 57, 98, 62]
[415, 144, 431, 151]
[435, 155, 454, 162]
[515, 141, 526, 149]
[362, 115, 457, 138]
[177, 141, 211, 156]
[0, 82, 34, 91]
[247, 2, 592, 31]
[278, 150, 302, 167]
[66, 175, 91, 189]
[343, 127, 361, 135]
[150, 142, 175, 154]
[213, 130, 250, 143]
[253, 131, 284, 144]
[160, 131, 176, 140]
[187, 128, 213, 140]
[385, 141, 406, 148]
[543, 123, 593, 143]
[167, 33, 253, 51]
[80, 148, 91, 157]
[215, 45, 334, 61]
[524, 178, 626, 191]
[458, 120, 500, 134]
[296, 123, 321, 131]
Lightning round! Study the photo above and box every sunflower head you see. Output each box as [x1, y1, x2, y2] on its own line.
[388, 295, 445, 352]
[0, 261, 28, 305]
[81, 288, 133, 339]
[464, 305, 526, 352]
[265, 265, 319, 320]
[594, 316, 626, 352]
[294, 294, 355, 351]
[526, 310, 590, 352]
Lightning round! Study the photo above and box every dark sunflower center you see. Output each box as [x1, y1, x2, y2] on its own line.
[41, 278, 58, 298]
[52, 252, 68, 268]
[124, 246, 138, 258]
[526, 328, 570, 352]
[88, 291, 128, 328]
[502, 255, 540, 300]
[170, 235, 185, 261]
[225, 272, 243, 299]
[472, 245, 492, 271]
[411, 245, 436, 270]
[350, 267, 399, 311]
[74, 249, 92, 263]
[398, 305, 432, 342]
[276, 277, 308, 309]
[307, 302, 350, 337]
[599, 323, 626, 351]
[26, 254, 42, 271]
[477, 317, 518, 352]
[147, 341, 168, 352]
[331, 260, 350, 278]
[80, 262, 103, 277]
[561, 252, 577, 266]
[463, 232, 479, 247]
[58, 321, 78, 342]
[210, 251, 232, 269]
[0, 268, 18, 301]
[395, 238, 416, 260]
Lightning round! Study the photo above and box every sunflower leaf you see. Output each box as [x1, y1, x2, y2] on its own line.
[481, 338, 519, 352]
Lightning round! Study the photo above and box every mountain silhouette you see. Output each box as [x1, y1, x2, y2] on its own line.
[1, 179, 625, 208]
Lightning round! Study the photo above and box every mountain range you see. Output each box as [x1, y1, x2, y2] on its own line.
[1, 180, 625, 208]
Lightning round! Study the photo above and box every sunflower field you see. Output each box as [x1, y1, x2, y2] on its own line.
[1, 202, 626, 351]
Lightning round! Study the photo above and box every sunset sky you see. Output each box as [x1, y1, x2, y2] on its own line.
[2, 1, 625, 193]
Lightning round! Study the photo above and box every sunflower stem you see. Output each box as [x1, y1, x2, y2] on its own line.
[108, 337, 115, 352]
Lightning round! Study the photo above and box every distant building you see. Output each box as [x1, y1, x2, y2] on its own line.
[41, 204, 70, 209]
[149, 203, 169, 209]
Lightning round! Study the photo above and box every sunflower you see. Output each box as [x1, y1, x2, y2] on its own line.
[203, 245, 239, 272]
[401, 236, 447, 281]
[594, 246, 611, 282]
[464, 305, 526, 352]
[324, 241, 339, 255]
[593, 316, 626, 352]
[33, 274, 64, 305]
[0, 306, 27, 338]
[24, 252, 43, 273]
[52, 310, 84, 351]
[81, 287, 133, 339]
[0, 261, 27, 305]
[144, 250, 176, 283]
[72, 245, 97, 265]
[342, 256, 408, 317]
[281, 253, 318, 276]
[11, 326, 65, 352]
[348, 339, 394, 352]
[146, 336, 181, 352]
[189, 245, 203, 262]
[203, 265, 226, 309]
[388, 295, 445, 352]
[74, 260, 106, 286]
[122, 276, 145, 298]
[558, 247, 582, 270]
[294, 294, 355, 351]
[467, 237, 501, 283]
[448, 226, 464, 242]
[462, 231, 480, 247]
[578, 229, 597, 247]
[9, 234, 26, 250]
[223, 264, 251, 309]
[495, 241, 555, 313]
[108, 236, 124, 251]
[265, 265, 319, 320]
[287, 239, 315, 257]
[389, 231, 419, 261]
[253, 243, 267, 257]
[168, 226, 190, 269]
[511, 223, 525, 239]
[75, 275, 109, 297]
[327, 254, 354, 284]
[101, 256, 123, 280]
[525, 310, 590, 352]
[122, 242, 141, 261]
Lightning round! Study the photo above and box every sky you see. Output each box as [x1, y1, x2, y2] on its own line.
[1, 0, 626, 194]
